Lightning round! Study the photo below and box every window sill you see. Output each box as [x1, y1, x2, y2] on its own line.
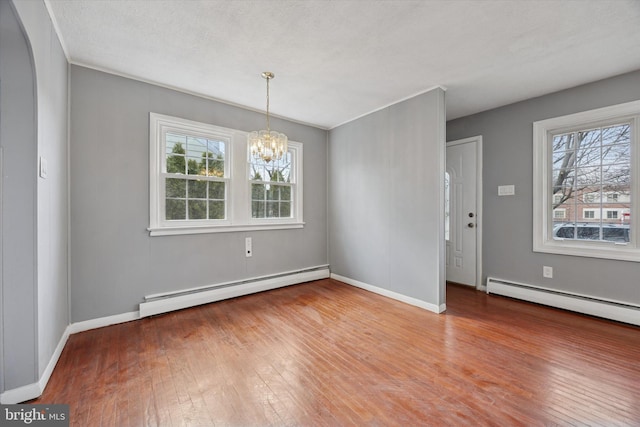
[148, 222, 305, 236]
[533, 240, 640, 262]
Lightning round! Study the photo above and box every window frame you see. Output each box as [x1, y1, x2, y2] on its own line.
[533, 100, 640, 262]
[149, 113, 304, 236]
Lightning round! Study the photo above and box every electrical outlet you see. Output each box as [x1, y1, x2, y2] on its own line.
[543, 266, 553, 278]
[245, 237, 252, 257]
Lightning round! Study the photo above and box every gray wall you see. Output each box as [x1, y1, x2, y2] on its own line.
[1, 0, 69, 394]
[447, 70, 640, 305]
[0, 0, 38, 392]
[328, 89, 446, 308]
[70, 65, 328, 322]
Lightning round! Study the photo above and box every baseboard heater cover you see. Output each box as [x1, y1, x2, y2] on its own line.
[139, 265, 330, 318]
[486, 277, 640, 327]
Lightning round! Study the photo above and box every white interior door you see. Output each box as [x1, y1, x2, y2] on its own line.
[446, 137, 481, 287]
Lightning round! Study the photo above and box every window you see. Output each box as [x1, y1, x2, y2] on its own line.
[533, 100, 640, 261]
[583, 192, 598, 203]
[553, 209, 566, 219]
[149, 113, 303, 235]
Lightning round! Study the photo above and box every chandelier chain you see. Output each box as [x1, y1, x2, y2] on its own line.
[265, 75, 271, 132]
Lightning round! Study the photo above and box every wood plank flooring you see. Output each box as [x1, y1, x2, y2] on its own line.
[31, 279, 640, 426]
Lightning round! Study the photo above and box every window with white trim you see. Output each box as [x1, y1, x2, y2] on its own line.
[605, 209, 620, 219]
[533, 100, 640, 261]
[249, 150, 295, 219]
[149, 113, 303, 236]
[553, 208, 566, 219]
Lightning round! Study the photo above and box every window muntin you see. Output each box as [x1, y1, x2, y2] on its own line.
[149, 113, 303, 235]
[533, 100, 640, 261]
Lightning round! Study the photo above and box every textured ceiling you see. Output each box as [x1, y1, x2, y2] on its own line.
[46, 0, 640, 129]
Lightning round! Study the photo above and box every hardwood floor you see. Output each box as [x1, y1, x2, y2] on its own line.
[31, 279, 640, 426]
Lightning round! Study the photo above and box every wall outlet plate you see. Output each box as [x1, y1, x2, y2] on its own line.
[245, 237, 252, 257]
[543, 266, 553, 278]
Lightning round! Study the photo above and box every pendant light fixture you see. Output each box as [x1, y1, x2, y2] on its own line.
[248, 72, 288, 163]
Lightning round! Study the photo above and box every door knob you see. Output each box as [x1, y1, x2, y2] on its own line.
[468, 212, 475, 218]
[468, 223, 475, 228]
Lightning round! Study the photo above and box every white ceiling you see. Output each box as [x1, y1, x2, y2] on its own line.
[45, 0, 640, 129]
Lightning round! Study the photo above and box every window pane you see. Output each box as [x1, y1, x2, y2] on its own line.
[187, 156, 204, 175]
[266, 201, 279, 218]
[280, 202, 291, 217]
[187, 136, 207, 159]
[602, 143, 630, 165]
[553, 198, 576, 223]
[188, 180, 207, 199]
[280, 166, 291, 183]
[166, 155, 185, 174]
[551, 167, 574, 187]
[188, 200, 207, 220]
[166, 199, 186, 220]
[266, 185, 280, 201]
[576, 226, 600, 241]
[252, 201, 265, 218]
[602, 227, 629, 243]
[208, 201, 225, 219]
[250, 164, 266, 181]
[575, 166, 600, 186]
[166, 178, 186, 198]
[251, 183, 265, 200]
[601, 124, 630, 146]
[208, 156, 224, 177]
[281, 185, 291, 201]
[166, 133, 186, 155]
[209, 182, 225, 200]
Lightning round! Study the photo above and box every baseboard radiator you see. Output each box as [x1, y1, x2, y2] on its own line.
[486, 277, 640, 327]
[139, 265, 330, 318]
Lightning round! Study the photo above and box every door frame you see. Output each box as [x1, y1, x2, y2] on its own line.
[446, 135, 483, 290]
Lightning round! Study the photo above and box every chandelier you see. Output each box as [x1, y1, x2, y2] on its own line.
[248, 72, 288, 163]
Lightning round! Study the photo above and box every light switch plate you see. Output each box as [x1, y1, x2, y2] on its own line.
[39, 157, 48, 179]
[498, 185, 515, 196]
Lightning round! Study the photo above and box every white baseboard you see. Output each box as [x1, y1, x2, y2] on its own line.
[68, 311, 140, 334]
[486, 277, 640, 327]
[331, 273, 445, 314]
[0, 325, 70, 404]
[140, 267, 331, 318]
